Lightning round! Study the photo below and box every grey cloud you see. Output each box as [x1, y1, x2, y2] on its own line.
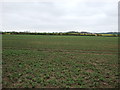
[0, 1, 118, 33]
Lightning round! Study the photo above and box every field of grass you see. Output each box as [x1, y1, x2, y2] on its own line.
[2, 35, 119, 88]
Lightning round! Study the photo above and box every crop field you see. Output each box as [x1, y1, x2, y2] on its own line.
[2, 35, 119, 88]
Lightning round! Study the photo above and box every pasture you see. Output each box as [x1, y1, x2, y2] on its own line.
[2, 35, 118, 88]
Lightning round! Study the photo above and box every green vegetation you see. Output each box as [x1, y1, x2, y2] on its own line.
[2, 35, 118, 88]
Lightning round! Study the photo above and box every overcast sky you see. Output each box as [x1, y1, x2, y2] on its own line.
[0, 0, 118, 33]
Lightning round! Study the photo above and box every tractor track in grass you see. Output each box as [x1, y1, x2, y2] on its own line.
[3, 47, 118, 55]
[41, 50, 117, 55]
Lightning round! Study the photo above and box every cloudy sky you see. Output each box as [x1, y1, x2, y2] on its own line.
[0, 0, 118, 33]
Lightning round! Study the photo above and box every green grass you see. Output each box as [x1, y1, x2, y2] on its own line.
[2, 35, 118, 88]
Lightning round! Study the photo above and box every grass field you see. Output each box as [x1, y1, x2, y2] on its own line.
[2, 35, 119, 88]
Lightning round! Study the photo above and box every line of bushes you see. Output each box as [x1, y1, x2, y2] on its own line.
[1, 32, 119, 37]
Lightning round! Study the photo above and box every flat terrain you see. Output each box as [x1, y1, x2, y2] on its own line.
[2, 35, 118, 88]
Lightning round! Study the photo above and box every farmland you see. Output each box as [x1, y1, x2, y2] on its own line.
[2, 35, 119, 88]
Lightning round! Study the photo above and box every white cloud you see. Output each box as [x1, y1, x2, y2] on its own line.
[0, 0, 118, 33]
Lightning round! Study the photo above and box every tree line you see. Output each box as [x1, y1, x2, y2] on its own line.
[1, 31, 118, 37]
